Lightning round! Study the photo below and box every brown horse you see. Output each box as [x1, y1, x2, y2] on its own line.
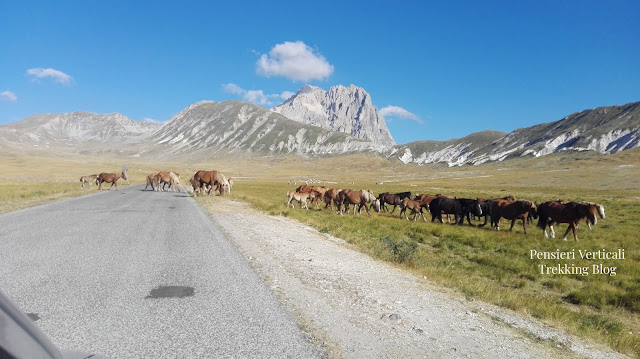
[97, 170, 128, 190]
[323, 188, 343, 211]
[192, 170, 225, 196]
[153, 172, 181, 192]
[398, 198, 427, 221]
[491, 200, 537, 233]
[537, 201, 599, 241]
[337, 189, 380, 216]
[580, 201, 606, 229]
[144, 173, 157, 191]
[80, 174, 98, 188]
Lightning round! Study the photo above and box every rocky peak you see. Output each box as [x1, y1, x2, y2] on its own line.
[272, 84, 396, 147]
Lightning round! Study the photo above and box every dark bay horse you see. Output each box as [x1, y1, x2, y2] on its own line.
[537, 201, 599, 241]
[97, 170, 128, 190]
[378, 192, 412, 213]
[491, 200, 537, 234]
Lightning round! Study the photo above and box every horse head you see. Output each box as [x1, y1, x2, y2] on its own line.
[529, 202, 539, 219]
[597, 204, 606, 220]
[585, 204, 598, 226]
[372, 198, 381, 212]
[473, 200, 483, 216]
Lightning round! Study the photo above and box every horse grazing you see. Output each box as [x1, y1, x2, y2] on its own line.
[429, 197, 482, 225]
[581, 201, 606, 229]
[537, 201, 599, 241]
[378, 192, 412, 213]
[491, 200, 537, 234]
[398, 198, 427, 221]
[192, 170, 225, 196]
[97, 170, 128, 190]
[286, 191, 312, 209]
[80, 174, 98, 189]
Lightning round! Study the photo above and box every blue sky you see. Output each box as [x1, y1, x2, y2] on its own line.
[1, 1, 638, 144]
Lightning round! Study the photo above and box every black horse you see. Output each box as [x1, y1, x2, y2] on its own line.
[429, 197, 482, 225]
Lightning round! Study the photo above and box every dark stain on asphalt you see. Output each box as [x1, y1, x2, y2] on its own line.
[145, 286, 195, 299]
[26, 313, 40, 321]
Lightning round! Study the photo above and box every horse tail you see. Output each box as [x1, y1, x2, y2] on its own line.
[536, 206, 547, 229]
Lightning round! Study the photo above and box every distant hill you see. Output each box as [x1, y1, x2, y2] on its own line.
[0, 111, 159, 152]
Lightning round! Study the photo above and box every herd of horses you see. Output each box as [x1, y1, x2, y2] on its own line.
[287, 185, 606, 241]
[79, 169, 232, 195]
[78, 169, 605, 241]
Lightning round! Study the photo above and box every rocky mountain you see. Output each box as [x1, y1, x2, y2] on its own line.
[271, 84, 396, 147]
[393, 102, 640, 166]
[138, 100, 380, 159]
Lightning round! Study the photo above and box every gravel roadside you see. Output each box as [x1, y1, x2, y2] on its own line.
[204, 198, 627, 359]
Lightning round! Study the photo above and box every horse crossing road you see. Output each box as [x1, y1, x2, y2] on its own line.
[0, 185, 319, 358]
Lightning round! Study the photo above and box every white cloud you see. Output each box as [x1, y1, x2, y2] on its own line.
[379, 106, 423, 124]
[1, 90, 17, 102]
[280, 91, 295, 100]
[222, 83, 291, 107]
[26, 67, 73, 85]
[223, 83, 245, 95]
[245, 90, 269, 105]
[256, 41, 334, 82]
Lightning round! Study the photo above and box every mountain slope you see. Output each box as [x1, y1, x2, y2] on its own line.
[394, 102, 640, 166]
[272, 84, 396, 147]
[392, 130, 508, 166]
[141, 100, 379, 159]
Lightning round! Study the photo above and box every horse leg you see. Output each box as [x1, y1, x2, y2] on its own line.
[364, 203, 371, 217]
[561, 224, 572, 241]
[522, 217, 527, 234]
[509, 218, 516, 231]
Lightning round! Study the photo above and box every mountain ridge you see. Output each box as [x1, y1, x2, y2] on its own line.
[0, 86, 638, 166]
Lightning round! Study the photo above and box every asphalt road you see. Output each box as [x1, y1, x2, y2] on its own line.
[0, 185, 319, 358]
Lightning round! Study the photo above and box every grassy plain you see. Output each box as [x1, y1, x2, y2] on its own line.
[1, 147, 640, 356]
